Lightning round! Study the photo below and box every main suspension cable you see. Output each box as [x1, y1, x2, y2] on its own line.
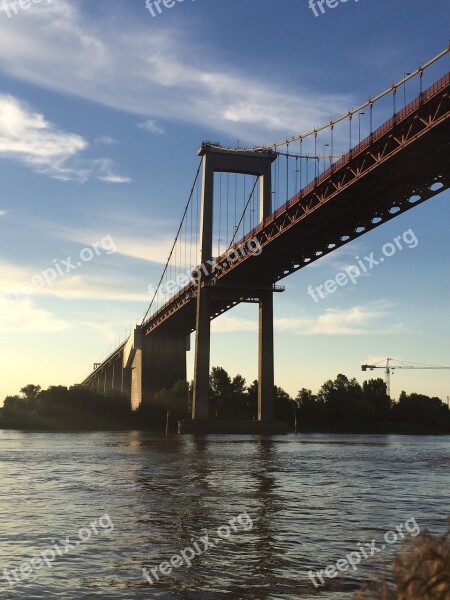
[141, 157, 203, 326]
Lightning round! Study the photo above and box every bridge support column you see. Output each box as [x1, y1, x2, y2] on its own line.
[142, 333, 187, 402]
[121, 328, 187, 413]
[192, 285, 211, 420]
[258, 290, 274, 422]
[192, 149, 214, 421]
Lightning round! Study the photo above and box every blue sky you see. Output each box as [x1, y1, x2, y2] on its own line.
[0, 0, 449, 403]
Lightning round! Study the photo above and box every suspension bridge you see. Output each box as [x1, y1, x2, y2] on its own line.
[81, 47, 450, 433]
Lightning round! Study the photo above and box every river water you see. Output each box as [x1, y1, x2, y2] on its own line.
[0, 431, 448, 599]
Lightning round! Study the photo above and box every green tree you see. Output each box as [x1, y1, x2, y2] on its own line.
[3, 395, 26, 418]
[317, 374, 363, 420]
[274, 385, 295, 423]
[20, 384, 41, 401]
[296, 388, 325, 423]
[246, 380, 258, 419]
[362, 378, 392, 421]
[228, 374, 247, 418]
[153, 379, 190, 430]
[104, 390, 131, 418]
[209, 367, 232, 419]
[392, 392, 450, 428]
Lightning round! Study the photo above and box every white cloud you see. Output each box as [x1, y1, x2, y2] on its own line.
[0, 1, 351, 144]
[0, 209, 6, 216]
[1, 214, 182, 267]
[276, 302, 401, 335]
[84, 321, 131, 343]
[94, 135, 116, 145]
[0, 259, 147, 303]
[208, 302, 401, 335]
[0, 94, 130, 182]
[50, 274, 148, 303]
[0, 296, 70, 333]
[212, 315, 257, 333]
[51, 223, 195, 265]
[93, 159, 131, 183]
[139, 119, 164, 135]
[98, 175, 131, 184]
[0, 93, 86, 179]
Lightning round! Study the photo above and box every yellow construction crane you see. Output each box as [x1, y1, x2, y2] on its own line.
[361, 358, 450, 398]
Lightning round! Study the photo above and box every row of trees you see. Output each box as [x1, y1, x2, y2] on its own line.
[2, 370, 449, 432]
[296, 374, 449, 430]
[139, 369, 450, 432]
[2, 384, 131, 430]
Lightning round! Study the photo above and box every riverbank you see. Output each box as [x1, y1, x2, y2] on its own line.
[0, 417, 448, 435]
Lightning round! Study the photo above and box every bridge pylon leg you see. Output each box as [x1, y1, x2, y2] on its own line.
[192, 284, 211, 421]
[258, 290, 274, 422]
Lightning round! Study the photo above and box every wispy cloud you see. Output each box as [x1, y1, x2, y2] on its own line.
[139, 119, 164, 135]
[0, 258, 148, 303]
[0, 93, 86, 180]
[208, 302, 403, 335]
[276, 302, 402, 335]
[0, 1, 351, 144]
[0, 94, 129, 182]
[212, 315, 257, 333]
[0, 296, 70, 333]
[1, 212, 181, 266]
[50, 222, 193, 265]
[0, 209, 6, 217]
[94, 159, 131, 183]
[94, 135, 116, 145]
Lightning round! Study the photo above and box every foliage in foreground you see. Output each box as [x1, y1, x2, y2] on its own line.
[355, 527, 450, 600]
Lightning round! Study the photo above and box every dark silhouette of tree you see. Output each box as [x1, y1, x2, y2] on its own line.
[392, 391, 450, 428]
[362, 378, 392, 421]
[340, 396, 376, 423]
[229, 374, 247, 418]
[209, 366, 231, 418]
[208, 367, 248, 419]
[318, 374, 363, 419]
[274, 385, 295, 422]
[296, 388, 325, 423]
[146, 379, 190, 430]
[3, 373, 449, 433]
[246, 380, 258, 420]
[104, 390, 131, 418]
[2, 383, 131, 429]
[3, 395, 27, 419]
[20, 384, 41, 401]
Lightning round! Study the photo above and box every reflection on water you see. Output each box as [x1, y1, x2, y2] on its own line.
[0, 431, 448, 599]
